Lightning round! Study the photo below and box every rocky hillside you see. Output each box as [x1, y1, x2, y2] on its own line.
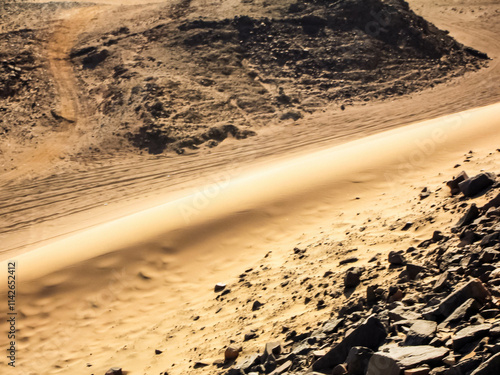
[71, 0, 488, 155]
[199, 170, 500, 375]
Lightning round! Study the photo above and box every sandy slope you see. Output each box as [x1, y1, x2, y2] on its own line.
[0, 0, 500, 374]
[1, 102, 500, 374]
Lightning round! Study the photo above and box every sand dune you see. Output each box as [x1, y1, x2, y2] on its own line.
[1, 102, 500, 374]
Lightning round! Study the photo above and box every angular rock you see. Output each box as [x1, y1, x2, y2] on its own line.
[263, 342, 281, 360]
[433, 271, 449, 292]
[370, 345, 448, 369]
[455, 204, 479, 228]
[346, 346, 374, 375]
[470, 352, 500, 375]
[269, 360, 291, 375]
[437, 298, 481, 329]
[422, 279, 490, 320]
[447, 171, 469, 195]
[406, 264, 426, 280]
[105, 368, 123, 375]
[482, 192, 500, 211]
[404, 320, 437, 346]
[234, 354, 261, 372]
[389, 251, 406, 265]
[215, 282, 226, 292]
[458, 172, 496, 197]
[345, 268, 362, 288]
[252, 300, 264, 311]
[452, 324, 491, 351]
[366, 353, 401, 375]
[313, 316, 387, 371]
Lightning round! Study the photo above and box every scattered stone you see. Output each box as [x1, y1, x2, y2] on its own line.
[264, 342, 282, 360]
[214, 283, 226, 292]
[340, 257, 359, 265]
[447, 171, 469, 195]
[455, 203, 480, 228]
[389, 251, 406, 265]
[155, 349, 163, 355]
[452, 324, 491, 351]
[482, 192, 500, 211]
[422, 279, 490, 320]
[406, 264, 426, 280]
[193, 361, 209, 369]
[433, 271, 449, 292]
[313, 316, 387, 371]
[370, 345, 448, 369]
[345, 268, 363, 288]
[225, 345, 242, 361]
[404, 320, 437, 346]
[105, 368, 123, 375]
[252, 300, 264, 311]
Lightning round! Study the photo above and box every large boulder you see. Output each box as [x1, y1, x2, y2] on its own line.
[458, 172, 496, 197]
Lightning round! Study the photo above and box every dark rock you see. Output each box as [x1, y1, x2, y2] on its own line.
[438, 298, 481, 329]
[340, 257, 359, 265]
[225, 345, 242, 361]
[404, 320, 437, 346]
[346, 346, 374, 375]
[388, 251, 406, 265]
[345, 268, 363, 288]
[458, 172, 496, 197]
[105, 368, 123, 375]
[252, 300, 264, 311]
[214, 283, 226, 292]
[432, 231, 445, 242]
[406, 264, 426, 280]
[322, 318, 344, 334]
[155, 349, 163, 354]
[455, 204, 480, 228]
[244, 332, 258, 341]
[263, 342, 282, 360]
[447, 171, 469, 195]
[433, 271, 449, 292]
[470, 352, 500, 375]
[313, 316, 387, 371]
[482, 192, 500, 211]
[422, 279, 490, 320]
[452, 324, 491, 351]
[193, 361, 209, 369]
[420, 187, 431, 200]
[368, 345, 448, 371]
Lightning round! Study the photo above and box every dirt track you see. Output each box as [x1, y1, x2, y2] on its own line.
[1, 0, 500, 255]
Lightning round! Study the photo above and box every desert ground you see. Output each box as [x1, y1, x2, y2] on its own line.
[0, 0, 500, 374]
